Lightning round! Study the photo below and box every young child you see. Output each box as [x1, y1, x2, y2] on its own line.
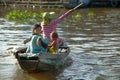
[24, 23, 47, 54]
[48, 31, 59, 54]
[41, 9, 74, 43]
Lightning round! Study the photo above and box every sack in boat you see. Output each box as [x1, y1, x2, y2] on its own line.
[18, 53, 38, 60]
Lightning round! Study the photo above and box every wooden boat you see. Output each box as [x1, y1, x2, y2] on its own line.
[8, 46, 70, 72]
[63, 0, 120, 8]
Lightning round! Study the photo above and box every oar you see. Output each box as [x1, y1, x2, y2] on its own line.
[73, 3, 84, 10]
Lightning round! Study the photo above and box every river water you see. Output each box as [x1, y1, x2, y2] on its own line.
[0, 7, 120, 80]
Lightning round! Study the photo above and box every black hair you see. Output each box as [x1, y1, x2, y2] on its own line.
[32, 23, 41, 34]
[33, 23, 41, 29]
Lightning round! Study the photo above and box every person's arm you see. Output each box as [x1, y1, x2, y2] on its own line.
[49, 41, 55, 47]
[49, 40, 58, 49]
[24, 36, 32, 44]
[39, 38, 48, 48]
[53, 9, 74, 24]
[24, 38, 30, 44]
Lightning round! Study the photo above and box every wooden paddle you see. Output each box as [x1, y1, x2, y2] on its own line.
[73, 3, 84, 10]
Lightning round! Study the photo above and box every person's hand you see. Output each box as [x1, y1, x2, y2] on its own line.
[24, 40, 27, 44]
[23, 39, 30, 44]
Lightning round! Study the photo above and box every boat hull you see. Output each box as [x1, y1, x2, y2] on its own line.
[9, 46, 70, 72]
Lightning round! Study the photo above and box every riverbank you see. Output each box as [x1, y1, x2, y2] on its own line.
[0, 0, 120, 8]
[0, 0, 67, 8]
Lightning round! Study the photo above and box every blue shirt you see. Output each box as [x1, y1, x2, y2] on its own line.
[26, 35, 42, 54]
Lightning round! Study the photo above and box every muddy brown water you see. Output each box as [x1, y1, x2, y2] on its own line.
[0, 7, 120, 80]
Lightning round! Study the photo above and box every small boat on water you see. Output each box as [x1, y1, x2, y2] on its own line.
[63, 0, 120, 8]
[8, 46, 71, 72]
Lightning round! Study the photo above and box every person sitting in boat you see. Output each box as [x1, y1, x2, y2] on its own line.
[41, 9, 74, 45]
[24, 23, 48, 54]
[48, 31, 64, 54]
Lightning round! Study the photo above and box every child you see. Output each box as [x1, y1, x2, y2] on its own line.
[24, 23, 47, 54]
[48, 31, 59, 54]
[41, 9, 74, 42]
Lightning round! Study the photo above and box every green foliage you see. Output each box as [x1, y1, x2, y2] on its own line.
[87, 12, 95, 17]
[71, 12, 82, 23]
[5, 10, 95, 24]
[6, 10, 43, 23]
[74, 12, 82, 18]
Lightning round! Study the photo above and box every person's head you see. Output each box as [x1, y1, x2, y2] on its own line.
[50, 31, 58, 41]
[32, 23, 42, 35]
[41, 12, 56, 25]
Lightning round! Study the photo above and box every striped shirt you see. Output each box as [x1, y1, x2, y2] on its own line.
[41, 10, 73, 39]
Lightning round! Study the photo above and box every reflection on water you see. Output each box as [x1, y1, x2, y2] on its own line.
[12, 69, 62, 80]
[0, 7, 120, 80]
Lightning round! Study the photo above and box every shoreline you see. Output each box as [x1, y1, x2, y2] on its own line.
[0, 0, 120, 8]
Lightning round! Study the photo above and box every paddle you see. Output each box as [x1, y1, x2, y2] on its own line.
[73, 3, 84, 10]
